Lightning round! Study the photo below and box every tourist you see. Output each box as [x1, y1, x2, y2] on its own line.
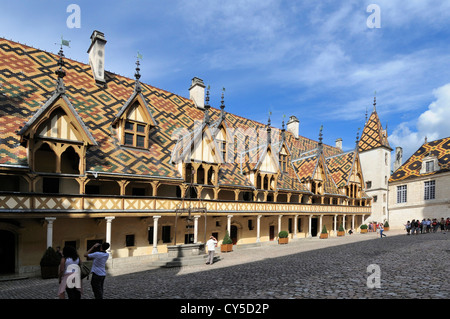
[379, 223, 386, 238]
[206, 235, 218, 265]
[58, 246, 82, 299]
[405, 221, 411, 235]
[440, 218, 445, 232]
[84, 242, 110, 299]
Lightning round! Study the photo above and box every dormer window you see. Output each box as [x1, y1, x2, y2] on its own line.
[425, 160, 434, 173]
[124, 119, 147, 148]
[420, 153, 439, 174]
[279, 154, 288, 172]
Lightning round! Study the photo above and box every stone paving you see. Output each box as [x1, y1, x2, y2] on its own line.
[0, 229, 449, 300]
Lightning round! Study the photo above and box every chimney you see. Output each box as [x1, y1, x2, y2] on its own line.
[286, 116, 299, 139]
[189, 77, 205, 109]
[87, 30, 107, 86]
[394, 146, 403, 171]
[335, 138, 342, 150]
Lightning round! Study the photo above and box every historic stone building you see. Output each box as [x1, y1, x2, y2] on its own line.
[358, 100, 392, 224]
[0, 31, 371, 276]
[388, 137, 450, 228]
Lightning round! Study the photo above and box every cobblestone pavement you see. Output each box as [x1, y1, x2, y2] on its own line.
[1, 229, 449, 300]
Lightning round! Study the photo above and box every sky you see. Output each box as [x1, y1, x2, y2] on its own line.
[1, 0, 450, 170]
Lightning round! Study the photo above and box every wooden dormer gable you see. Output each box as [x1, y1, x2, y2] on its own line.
[189, 124, 223, 164]
[18, 93, 97, 146]
[255, 144, 280, 174]
[112, 89, 157, 149]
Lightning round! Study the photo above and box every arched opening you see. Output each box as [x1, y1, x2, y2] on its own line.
[61, 146, 80, 174]
[0, 230, 15, 274]
[34, 143, 57, 173]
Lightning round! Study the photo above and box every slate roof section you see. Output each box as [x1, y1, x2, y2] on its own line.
[389, 137, 450, 182]
[0, 37, 350, 192]
[358, 108, 391, 152]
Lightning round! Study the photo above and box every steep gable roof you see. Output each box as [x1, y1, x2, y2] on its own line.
[0, 37, 344, 190]
[358, 105, 391, 152]
[389, 136, 450, 182]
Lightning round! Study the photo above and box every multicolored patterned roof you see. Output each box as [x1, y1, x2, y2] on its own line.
[358, 108, 391, 152]
[389, 137, 450, 182]
[0, 37, 352, 192]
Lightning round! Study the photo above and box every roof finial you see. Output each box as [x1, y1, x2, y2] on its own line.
[373, 91, 377, 112]
[267, 111, 272, 144]
[54, 36, 70, 93]
[281, 115, 286, 142]
[204, 85, 211, 124]
[365, 106, 368, 124]
[134, 52, 142, 92]
[220, 87, 226, 119]
[356, 127, 360, 144]
[318, 125, 323, 145]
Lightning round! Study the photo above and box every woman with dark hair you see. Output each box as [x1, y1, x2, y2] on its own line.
[58, 246, 82, 299]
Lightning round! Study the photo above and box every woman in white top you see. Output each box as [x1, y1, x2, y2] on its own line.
[58, 246, 82, 299]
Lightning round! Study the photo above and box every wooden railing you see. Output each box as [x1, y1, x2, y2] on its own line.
[0, 193, 371, 215]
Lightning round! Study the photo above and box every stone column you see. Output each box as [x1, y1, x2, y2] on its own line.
[45, 217, 56, 248]
[193, 215, 201, 243]
[105, 216, 115, 254]
[334, 214, 337, 236]
[319, 214, 323, 237]
[308, 215, 312, 238]
[256, 215, 262, 243]
[352, 215, 355, 232]
[152, 216, 161, 254]
[227, 215, 233, 235]
[293, 214, 298, 239]
[343, 214, 346, 231]
[278, 215, 283, 237]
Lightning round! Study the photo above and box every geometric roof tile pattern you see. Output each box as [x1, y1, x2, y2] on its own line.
[0, 37, 358, 193]
[389, 136, 450, 182]
[358, 107, 391, 152]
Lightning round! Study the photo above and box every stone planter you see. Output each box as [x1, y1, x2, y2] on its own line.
[278, 237, 289, 244]
[221, 244, 233, 253]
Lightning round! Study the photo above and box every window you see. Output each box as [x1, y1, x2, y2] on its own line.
[366, 181, 372, 189]
[217, 139, 226, 162]
[125, 234, 135, 247]
[124, 120, 147, 148]
[397, 185, 407, 203]
[279, 154, 288, 172]
[425, 161, 434, 173]
[424, 180, 435, 200]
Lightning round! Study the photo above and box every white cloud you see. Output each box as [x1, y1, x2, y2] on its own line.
[389, 83, 450, 163]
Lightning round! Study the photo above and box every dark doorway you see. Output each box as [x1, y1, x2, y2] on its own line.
[230, 225, 238, 245]
[0, 230, 15, 274]
[311, 218, 318, 237]
[269, 225, 275, 241]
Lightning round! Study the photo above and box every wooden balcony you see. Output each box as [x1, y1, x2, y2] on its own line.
[0, 192, 371, 217]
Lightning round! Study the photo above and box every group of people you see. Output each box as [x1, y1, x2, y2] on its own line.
[405, 217, 449, 235]
[57, 242, 110, 299]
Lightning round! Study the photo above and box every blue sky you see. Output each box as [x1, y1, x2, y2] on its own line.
[1, 0, 450, 169]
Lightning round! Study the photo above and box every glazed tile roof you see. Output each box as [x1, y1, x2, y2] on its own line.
[358, 108, 391, 152]
[0, 37, 349, 192]
[389, 136, 450, 182]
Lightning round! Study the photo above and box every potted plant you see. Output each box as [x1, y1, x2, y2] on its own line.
[40, 247, 61, 279]
[278, 231, 289, 244]
[221, 230, 233, 252]
[383, 221, 390, 231]
[320, 225, 328, 239]
[360, 224, 368, 233]
[337, 224, 345, 236]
